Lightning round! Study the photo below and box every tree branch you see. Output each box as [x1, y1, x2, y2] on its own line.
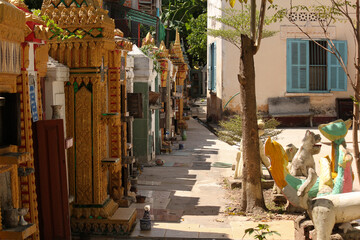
[250, 0, 256, 42]
[287, 17, 331, 53]
[255, 0, 267, 54]
[330, 0, 358, 41]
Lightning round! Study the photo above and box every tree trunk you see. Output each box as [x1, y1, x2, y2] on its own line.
[238, 34, 266, 213]
[353, 103, 360, 183]
[355, 0, 360, 185]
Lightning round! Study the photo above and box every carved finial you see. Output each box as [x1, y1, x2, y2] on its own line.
[142, 32, 155, 46]
[114, 28, 124, 37]
[159, 41, 166, 51]
[9, 0, 29, 11]
[175, 28, 180, 46]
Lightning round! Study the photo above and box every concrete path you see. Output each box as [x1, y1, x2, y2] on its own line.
[130, 118, 295, 239]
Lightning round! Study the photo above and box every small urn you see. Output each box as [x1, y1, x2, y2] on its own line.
[140, 205, 151, 231]
[18, 208, 29, 226]
[51, 105, 62, 119]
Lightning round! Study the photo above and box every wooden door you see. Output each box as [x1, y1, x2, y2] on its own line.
[33, 119, 71, 240]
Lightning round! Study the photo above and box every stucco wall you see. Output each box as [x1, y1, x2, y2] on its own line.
[208, 0, 356, 121]
[207, 0, 225, 121]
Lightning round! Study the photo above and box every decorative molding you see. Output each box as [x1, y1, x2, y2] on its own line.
[280, 24, 336, 40]
[75, 86, 93, 204]
[0, 41, 21, 74]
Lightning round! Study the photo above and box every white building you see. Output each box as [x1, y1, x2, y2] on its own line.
[207, 0, 356, 125]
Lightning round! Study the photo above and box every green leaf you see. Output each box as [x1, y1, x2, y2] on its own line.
[244, 228, 254, 235]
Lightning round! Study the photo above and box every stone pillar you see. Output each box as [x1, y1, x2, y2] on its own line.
[44, 57, 69, 124]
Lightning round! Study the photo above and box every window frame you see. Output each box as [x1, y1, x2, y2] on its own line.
[286, 38, 347, 93]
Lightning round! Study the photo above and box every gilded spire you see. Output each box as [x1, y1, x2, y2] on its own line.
[142, 32, 155, 46]
[175, 28, 180, 47]
[158, 41, 169, 58]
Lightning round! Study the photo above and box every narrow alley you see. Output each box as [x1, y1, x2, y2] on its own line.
[128, 118, 295, 239]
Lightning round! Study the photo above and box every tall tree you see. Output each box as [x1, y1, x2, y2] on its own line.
[272, 0, 360, 184]
[186, 13, 207, 67]
[208, 0, 274, 213]
[161, 0, 207, 67]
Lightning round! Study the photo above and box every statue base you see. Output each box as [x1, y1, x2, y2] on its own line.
[70, 206, 137, 236]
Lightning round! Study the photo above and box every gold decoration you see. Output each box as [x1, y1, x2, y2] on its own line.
[65, 83, 75, 197]
[41, 0, 135, 234]
[75, 86, 93, 204]
[0, 0, 26, 42]
[35, 44, 49, 77]
[114, 28, 123, 38]
[142, 32, 155, 46]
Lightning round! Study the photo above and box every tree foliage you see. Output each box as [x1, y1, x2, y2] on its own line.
[225, 0, 274, 8]
[139, 44, 163, 74]
[186, 13, 207, 67]
[161, 0, 206, 32]
[161, 0, 207, 67]
[208, 7, 276, 49]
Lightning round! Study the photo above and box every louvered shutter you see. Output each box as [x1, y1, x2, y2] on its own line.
[212, 42, 217, 92]
[208, 44, 212, 90]
[328, 40, 347, 91]
[287, 39, 309, 92]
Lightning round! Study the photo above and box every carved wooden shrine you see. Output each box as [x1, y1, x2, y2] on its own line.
[0, 0, 49, 239]
[170, 30, 188, 133]
[158, 41, 170, 141]
[41, 0, 135, 235]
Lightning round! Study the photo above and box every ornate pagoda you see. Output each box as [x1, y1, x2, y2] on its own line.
[41, 0, 136, 235]
[170, 30, 188, 133]
[0, 0, 49, 239]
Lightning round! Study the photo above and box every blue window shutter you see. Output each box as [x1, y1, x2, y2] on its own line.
[328, 40, 347, 91]
[208, 43, 213, 90]
[287, 39, 309, 92]
[213, 42, 217, 92]
[208, 42, 217, 92]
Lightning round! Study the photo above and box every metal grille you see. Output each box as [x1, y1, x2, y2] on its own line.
[309, 41, 327, 91]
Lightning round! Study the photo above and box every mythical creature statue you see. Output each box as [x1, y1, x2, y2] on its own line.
[234, 120, 270, 179]
[264, 119, 357, 240]
[289, 130, 321, 177]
